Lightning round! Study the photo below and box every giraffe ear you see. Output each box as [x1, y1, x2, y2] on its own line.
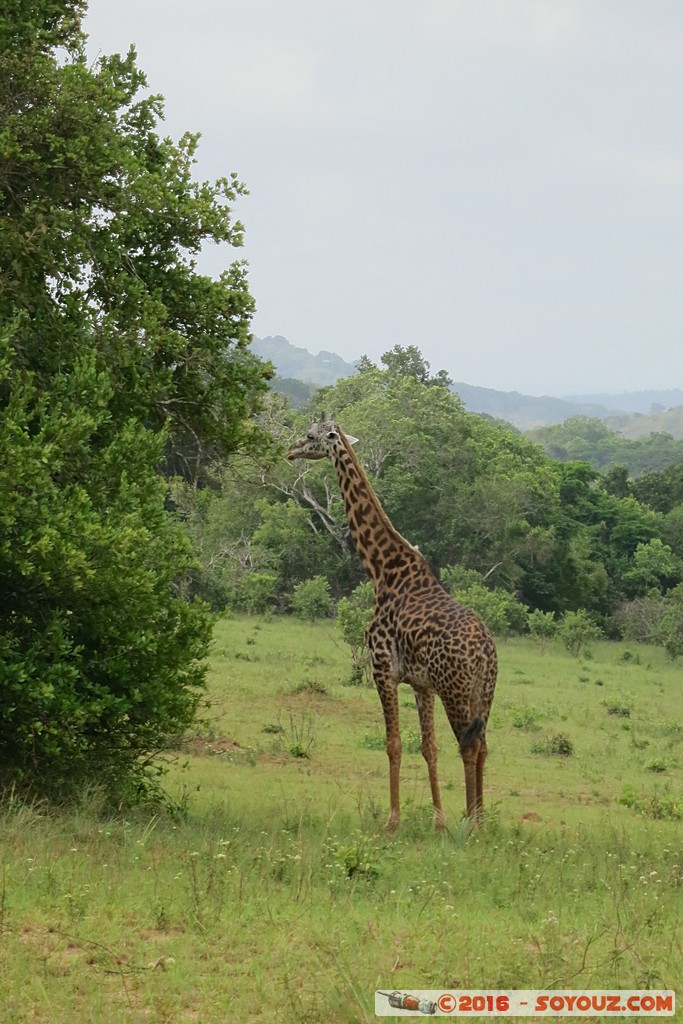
[346, 434, 359, 445]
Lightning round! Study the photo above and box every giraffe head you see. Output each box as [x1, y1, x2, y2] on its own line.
[286, 413, 358, 461]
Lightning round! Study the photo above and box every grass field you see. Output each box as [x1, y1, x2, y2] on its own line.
[1, 616, 681, 1023]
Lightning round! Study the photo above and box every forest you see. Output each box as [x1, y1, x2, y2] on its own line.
[175, 347, 683, 656]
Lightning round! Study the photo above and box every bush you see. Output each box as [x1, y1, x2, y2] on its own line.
[613, 591, 667, 644]
[618, 785, 683, 821]
[557, 609, 602, 657]
[657, 583, 683, 659]
[527, 609, 557, 650]
[450, 581, 527, 637]
[0, 346, 210, 803]
[532, 734, 575, 757]
[337, 582, 375, 685]
[239, 573, 279, 615]
[290, 576, 334, 623]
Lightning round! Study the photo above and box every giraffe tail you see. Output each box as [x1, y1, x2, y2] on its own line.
[459, 717, 485, 753]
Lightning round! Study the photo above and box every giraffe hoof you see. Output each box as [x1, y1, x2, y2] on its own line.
[433, 812, 447, 832]
[385, 814, 400, 833]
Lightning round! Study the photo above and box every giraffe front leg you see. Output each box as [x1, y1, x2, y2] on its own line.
[414, 690, 446, 831]
[374, 669, 402, 832]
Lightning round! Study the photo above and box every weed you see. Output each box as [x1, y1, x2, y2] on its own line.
[403, 730, 423, 754]
[361, 730, 422, 753]
[301, 655, 328, 667]
[630, 735, 649, 751]
[531, 733, 575, 757]
[604, 700, 632, 717]
[664, 723, 683, 743]
[292, 678, 328, 696]
[643, 758, 675, 774]
[618, 785, 683, 820]
[325, 832, 381, 880]
[340, 668, 366, 687]
[361, 731, 386, 751]
[285, 713, 315, 759]
[511, 707, 542, 732]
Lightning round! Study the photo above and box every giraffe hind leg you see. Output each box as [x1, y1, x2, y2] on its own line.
[459, 717, 486, 825]
[475, 739, 488, 822]
[414, 690, 446, 831]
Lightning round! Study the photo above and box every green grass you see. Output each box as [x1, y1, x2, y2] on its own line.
[1, 617, 682, 1022]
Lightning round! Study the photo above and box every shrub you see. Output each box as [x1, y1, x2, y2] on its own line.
[239, 572, 279, 615]
[657, 582, 683, 659]
[444, 571, 527, 638]
[290, 576, 334, 623]
[527, 609, 557, 650]
[613, 592, 666, 644]
[557, 610, 602, 657]
[337, 581, 375, 685]
[0, 348, 210, 804]
[532, 734, 575, 757]
[604, 700, 632, 718]
[618, 785, 683, 821]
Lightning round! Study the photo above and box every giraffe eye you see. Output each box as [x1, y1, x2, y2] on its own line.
[306, 433, 314, 441]
[326, 431, 337, 440]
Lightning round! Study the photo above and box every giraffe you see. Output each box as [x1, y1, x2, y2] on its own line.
[287, 413, 498, 830]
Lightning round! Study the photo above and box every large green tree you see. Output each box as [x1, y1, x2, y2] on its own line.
[279, 358, 558, 591]
[0, 1, 270, 799]
[1, 0, 270, 480]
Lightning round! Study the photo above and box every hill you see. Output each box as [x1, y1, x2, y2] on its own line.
[451, 381, 620, 431]
[564, 389, 683, 414]
[252, 335, 357, 386]
[605, 404, 683, 440]
[251, 334, 682, 431]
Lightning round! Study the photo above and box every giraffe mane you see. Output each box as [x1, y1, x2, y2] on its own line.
[336, 426, 424, 560]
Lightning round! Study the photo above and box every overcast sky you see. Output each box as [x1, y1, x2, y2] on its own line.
[85, 1, 683, 397]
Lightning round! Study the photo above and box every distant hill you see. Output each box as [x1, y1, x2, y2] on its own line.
[252, 336, 357, 386]
[251, 334, 682, 431]
[605, 405, 683, 440]
[451, 382, 621, 431]
[564, 389, 683, 414]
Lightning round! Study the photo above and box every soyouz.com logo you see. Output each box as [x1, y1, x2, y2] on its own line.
[374, 989, 675, 1016]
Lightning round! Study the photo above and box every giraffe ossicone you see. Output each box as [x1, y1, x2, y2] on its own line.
[287, 415, 497, 830]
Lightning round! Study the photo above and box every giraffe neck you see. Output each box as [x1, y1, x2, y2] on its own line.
[331, 431, 423, 588]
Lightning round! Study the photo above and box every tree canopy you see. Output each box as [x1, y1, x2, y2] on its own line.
[0, 0, 271, 799]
